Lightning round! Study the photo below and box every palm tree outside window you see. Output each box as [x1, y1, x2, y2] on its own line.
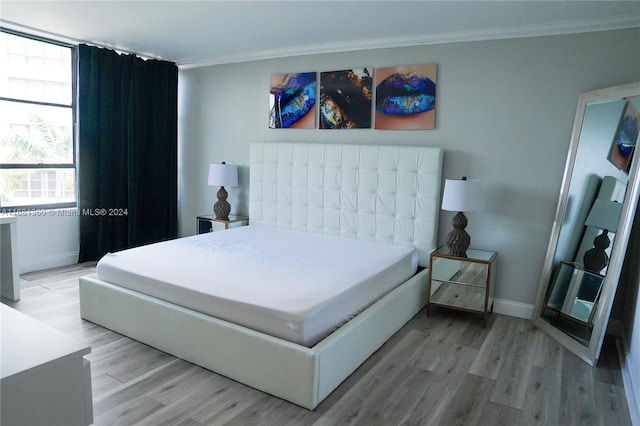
[0, 29, 76, 210]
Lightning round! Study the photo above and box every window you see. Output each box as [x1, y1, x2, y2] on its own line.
[0, 30, 76, 209]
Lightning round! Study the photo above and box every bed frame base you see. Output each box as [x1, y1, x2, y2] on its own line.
[79, 269, 428, 409]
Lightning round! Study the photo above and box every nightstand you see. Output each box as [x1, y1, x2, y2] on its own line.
[197, 214, 249, 234]
[427, 247, 497, 327]
[545, 261, 603, 327]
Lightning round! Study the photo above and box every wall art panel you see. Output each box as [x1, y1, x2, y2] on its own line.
[375, 64, 437, 130]
[319, 68, 372, 129]
[608, 98, 639, 173]
[269, 72, 317, 129]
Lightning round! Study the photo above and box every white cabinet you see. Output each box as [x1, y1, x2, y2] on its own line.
[1, 215, 20, 301]
[1, 305, 93, 425]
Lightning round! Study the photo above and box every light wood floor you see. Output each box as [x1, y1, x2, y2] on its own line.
[3, 263, 631, 426]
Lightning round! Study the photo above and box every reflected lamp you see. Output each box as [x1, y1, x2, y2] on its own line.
[208, 162, 239, 221]
[441, 176, 484, 257]
[582, 199, 622, 274]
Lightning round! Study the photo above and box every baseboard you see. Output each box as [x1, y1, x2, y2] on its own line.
[20, 251, 79, 274]
[493, 298, 534, 319]
[616, 335, 640, 426]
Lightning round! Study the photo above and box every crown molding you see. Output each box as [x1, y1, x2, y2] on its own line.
[178, 15, 640, 69]
[3, 15, 638, 70]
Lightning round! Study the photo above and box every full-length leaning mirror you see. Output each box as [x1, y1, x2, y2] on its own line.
[532, 82, 640, 366]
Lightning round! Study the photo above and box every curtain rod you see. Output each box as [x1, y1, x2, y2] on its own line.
[0, 19, 164, 61]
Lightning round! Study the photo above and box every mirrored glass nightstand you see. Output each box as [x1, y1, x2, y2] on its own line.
[197, 214, 248, 234]
[427, 247, 498, 327]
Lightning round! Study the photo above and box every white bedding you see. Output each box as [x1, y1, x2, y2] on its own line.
[96, 225, 418, 346]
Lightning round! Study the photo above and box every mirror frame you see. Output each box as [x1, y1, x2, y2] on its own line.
[532, 82, 640, 366]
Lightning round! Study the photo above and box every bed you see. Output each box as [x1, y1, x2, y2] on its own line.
[79, 142, 443, 409]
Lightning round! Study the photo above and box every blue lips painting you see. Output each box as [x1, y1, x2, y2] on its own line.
[608, 98, 639, 173]
[375, 64, 437, 130]
[269, 72, 317, 129]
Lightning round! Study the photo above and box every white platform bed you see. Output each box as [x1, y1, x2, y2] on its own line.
[79, 142, 443, 409]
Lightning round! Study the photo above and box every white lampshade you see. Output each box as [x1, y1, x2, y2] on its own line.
[441, 178, 485, 212]
[585, 199, 622, 232]
[208, 163, 238, 187]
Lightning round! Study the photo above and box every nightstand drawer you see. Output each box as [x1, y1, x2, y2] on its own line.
[209, 218, 247, 233]
[430, 257, 488, 288]
[430, 280, 486, 312]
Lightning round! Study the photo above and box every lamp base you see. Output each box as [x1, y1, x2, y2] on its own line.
[583, 230, 610, 274]
[447, 211, 470, 257]
[214, 186, 231, 221]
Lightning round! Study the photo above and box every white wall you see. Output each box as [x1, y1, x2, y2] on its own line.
[178, 29, 640, 313]
[14, 212, 79, 273]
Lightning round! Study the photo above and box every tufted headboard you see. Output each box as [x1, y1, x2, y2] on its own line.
[249, 142, 443, 266]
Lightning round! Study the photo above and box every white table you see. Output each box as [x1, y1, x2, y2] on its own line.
[1, 305, 93, 425]
[1, 214, 20, 300]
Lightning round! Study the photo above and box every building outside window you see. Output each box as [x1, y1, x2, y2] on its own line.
[0, 30, 76, 209]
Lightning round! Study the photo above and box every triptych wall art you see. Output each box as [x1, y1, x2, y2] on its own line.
[269, 64, 437, 130]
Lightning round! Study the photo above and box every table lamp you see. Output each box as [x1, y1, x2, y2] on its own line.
[208, 162, 239, 221]
[583, 199, 622, 274]
[441, 176, 484, 257]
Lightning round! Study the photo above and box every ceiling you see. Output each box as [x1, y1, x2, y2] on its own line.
[2, 1, 639, 69]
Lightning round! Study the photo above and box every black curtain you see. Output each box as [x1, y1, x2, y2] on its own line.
[78, 44, 178, 262]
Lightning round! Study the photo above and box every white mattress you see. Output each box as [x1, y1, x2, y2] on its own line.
[96, 225, 418, 347]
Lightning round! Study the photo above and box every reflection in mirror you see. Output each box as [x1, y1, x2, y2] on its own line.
[532, 82, 640, 366]
[553, 99, 630, 273]
[544, 262, 604, 344]
[581, 199, 622, 274]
